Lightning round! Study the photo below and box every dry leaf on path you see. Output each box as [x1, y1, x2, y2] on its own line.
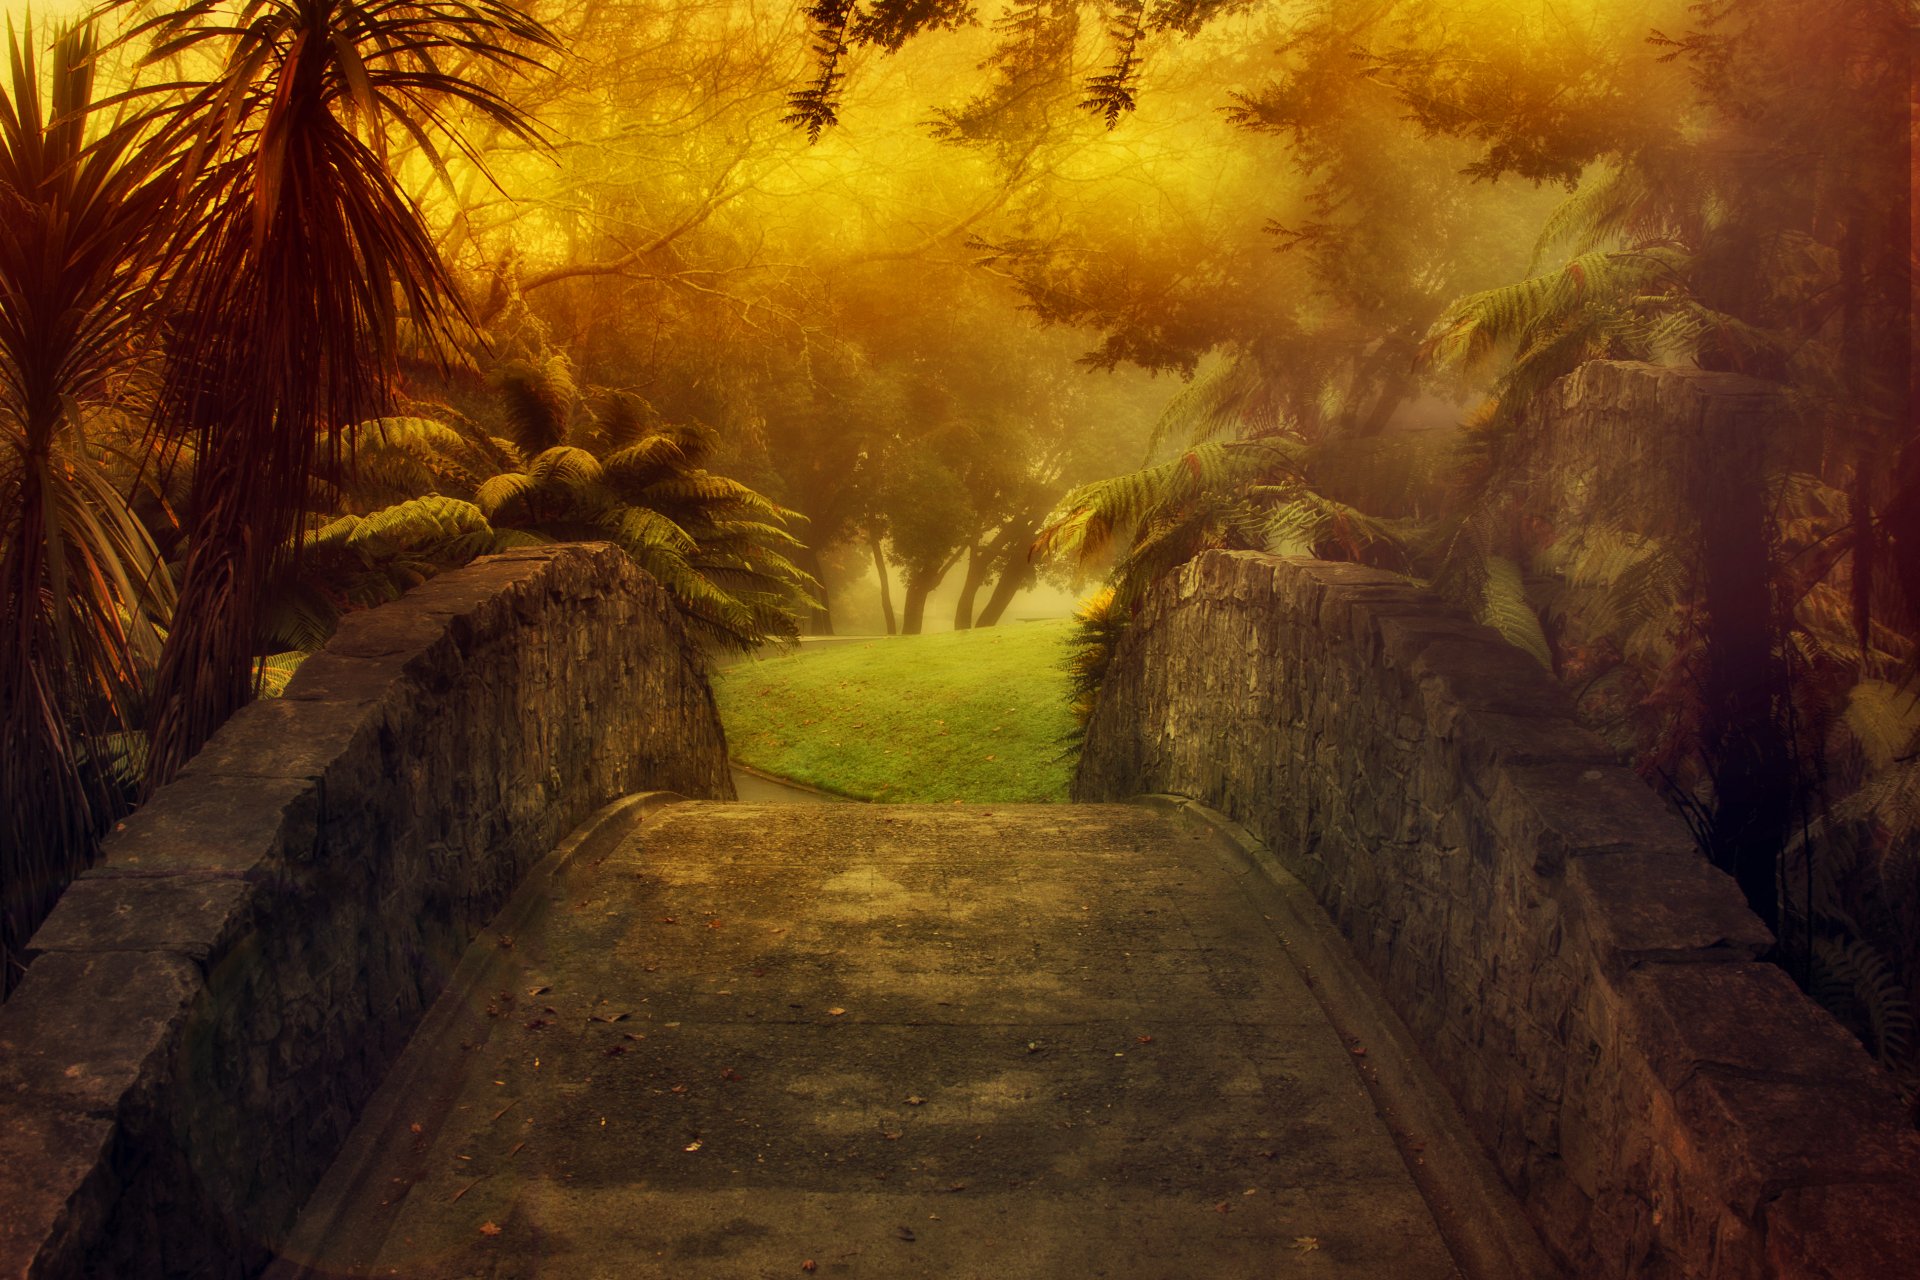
[478, 1222, 502, 1237]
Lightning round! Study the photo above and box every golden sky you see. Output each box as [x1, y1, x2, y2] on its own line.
[3, 0, 90, 24]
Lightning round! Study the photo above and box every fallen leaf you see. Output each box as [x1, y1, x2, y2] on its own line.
[707, 918, 724, 929]
[904, 1095, 926, 1106]
[408, 1123, 423, 1135]
[882, 1130, 902, 1140]
[527, 985, 552, 997]
[478, 1222, 502, 1237]
[1350, 1045, 1367, 1057]
[801, 1262, 817, 1273]
[1213, 1202, 1232, 1214]
[683, 1139, 702, 1152]
[826, 1007, 847, 1017]
[671, 1084, 688, 1094]
[1292, 1236, 1320, 1253]
[895, 1226, 917, 1242]
[944, 1182, 967, 1192]
[721, 1067, 744, 1082]
[658, 917, 677, 925]
[588, 1012, 630, 1023]
[1136, 1034, 1155, 1044]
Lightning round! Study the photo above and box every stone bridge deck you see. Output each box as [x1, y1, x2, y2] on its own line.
[270, 801, 1481, 1279]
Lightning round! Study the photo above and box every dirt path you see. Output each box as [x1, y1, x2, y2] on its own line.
[273, 802, 1463, 1279]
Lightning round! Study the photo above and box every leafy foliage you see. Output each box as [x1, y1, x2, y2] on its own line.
[0, 22, 181, 990]
[120, 0, 555, 789]
[341, 358, 815, 652]
[1064, 585, 1121, 730]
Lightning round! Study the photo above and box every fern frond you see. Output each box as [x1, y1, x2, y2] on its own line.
[1480, 555, 1552, 667]
[1148, 353, 1278, 453]
[1813, 934, 1917, 1065]
[493, 354, 578, 454]
[1845, 680, 1920, 771]
[525, 446, 605, 500]
[475, 470, 538, 522]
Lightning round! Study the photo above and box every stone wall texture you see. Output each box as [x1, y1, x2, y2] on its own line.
[1076, 549, 1920, 1280]
[0, 543, 733, 1278]
[1525, 359, 1788, 534]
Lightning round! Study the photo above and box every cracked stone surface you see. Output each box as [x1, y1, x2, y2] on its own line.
[279, 802, 1457, 1279]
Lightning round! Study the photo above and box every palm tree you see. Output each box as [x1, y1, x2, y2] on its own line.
[0, 22, 182, 988]
[114, 0, 554, 789]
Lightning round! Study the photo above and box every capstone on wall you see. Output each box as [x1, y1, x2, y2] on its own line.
[0, 543, 732, 1278]
[1076, 549, 1920, 1280]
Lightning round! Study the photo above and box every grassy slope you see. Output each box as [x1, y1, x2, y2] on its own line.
[711, 620, 1077, 802]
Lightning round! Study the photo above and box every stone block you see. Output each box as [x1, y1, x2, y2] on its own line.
[1764, 1181, 1920, 1280]
[175, 695, 385, 781]
[1411, 638, 1572, 719]
[1661, 1067, 1920, 1214]
[27, 876, 257, 967]
[90, 772, 320, 877]
[1624, 962, 1898, 1096]
[1374, 613, 1503, 673]
[1565, 852, 1772, 964]
[1435, 706, 1619, 772]
[1488, 762, 1698, 873]
[0, 1102, 119, 1280]
[0, 951, 202, 1113]
[278, 650, 413, 705]
[324, 607, 449, 659]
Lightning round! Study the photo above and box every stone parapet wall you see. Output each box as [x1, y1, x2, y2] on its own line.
[1076, 550, 1920, 1279]
[1526, 360, 1786, 534]
[0, 544, 733, 1278]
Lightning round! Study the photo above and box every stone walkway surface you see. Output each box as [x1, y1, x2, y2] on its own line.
[275, 802, 1461, 1279]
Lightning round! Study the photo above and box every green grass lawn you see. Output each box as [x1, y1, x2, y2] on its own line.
[711, 620, 1078, 802]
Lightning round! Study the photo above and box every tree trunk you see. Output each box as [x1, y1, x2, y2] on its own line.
[972, 509, 1047, 628]
[901, 581, 929, 635]
[900, 550, 963, 635]
[795, 541, 833, 635]
[868, 531, 897, 636]
[974, 555, 1035, 628]
[952, 543, 993, 630]
[1694, 394, 1791, 938]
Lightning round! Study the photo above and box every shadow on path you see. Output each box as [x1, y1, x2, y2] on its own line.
[272, 801, 1472, 1279]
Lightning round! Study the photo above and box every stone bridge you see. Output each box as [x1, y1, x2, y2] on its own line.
[3, 535, 1916, 1279]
